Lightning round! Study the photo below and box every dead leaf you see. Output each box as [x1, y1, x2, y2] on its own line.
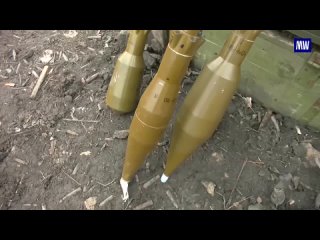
[84, 197, 97, 210]
[243, 97, 252, 108]
[63, 30, 78, 38]
[302, 143, 320, 168]
[201, 181, 216, 197]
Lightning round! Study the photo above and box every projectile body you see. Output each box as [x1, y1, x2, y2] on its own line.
[161, 30, 262, 183]
[106, 30, 150, 113]
[120, 30, 203, 200]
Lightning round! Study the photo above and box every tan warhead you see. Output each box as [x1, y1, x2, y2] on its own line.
[106, 30, 150, 113]
[120, 30, 203, 200]
[161, 30, 262, 183]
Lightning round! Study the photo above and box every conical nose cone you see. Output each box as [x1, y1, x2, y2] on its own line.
[163, 121, 204, 178]
[121, 115, 164, 181]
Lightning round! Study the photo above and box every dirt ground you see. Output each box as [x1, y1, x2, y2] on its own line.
[0, 30, 319, 210]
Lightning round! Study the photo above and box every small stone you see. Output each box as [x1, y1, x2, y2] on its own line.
[279, 173, 293, 187]
[64, 95, 73, 103]
[113, 129, 129, 139]
[268, 166, 280, 175]
[143, 51, 156, 69]
[23, 50, 34, 59]
[258, 169, 266, 177]
[149, 53, 161, 61]
[249, 196, 256, 204]
[150, 38, 163, 53]
[183, 78, 194, 85]
[142, 74, 152, 86]
[271, 187, 285, 207]
[256, 196, 262, 204]
[292, 142, 306, 158]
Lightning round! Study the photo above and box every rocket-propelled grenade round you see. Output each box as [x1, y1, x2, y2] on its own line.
[106, 30, 150, 113]
[161, 30, 262, 182]
[120, 30, 204, 191]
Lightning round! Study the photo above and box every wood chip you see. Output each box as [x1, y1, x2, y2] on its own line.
[16, 62, 21, 74]
[66, 130, 79, 136]
[4, 83, 15, 87]
[59, 187, 82, 203]
[72, 163, 80, 175]
[49, 139, 56, 155]
[14, 158, 27, 165]
[32, 70, 39, 78]
[80, 63, 90, 69]
[12, 49, 16, 61]
[271, 115, 280, 132]
[84, 72, 101, 84]
[62, 53, 68, 61]
[87, 35, 101, 39]
[143, 175, 160, 189]
[62, 118, 99, 123]
[99, 195, 114, 207]
[166, 190, 178, 209]
[80, 151, 91, 156]
[30, 66, 49, 99]
[133, 200, 153, 210]
[259, 110, 273, 129]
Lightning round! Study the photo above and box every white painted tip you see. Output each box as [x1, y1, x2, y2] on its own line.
[160, 174, 169, 183]
[120, 178, 129, 201]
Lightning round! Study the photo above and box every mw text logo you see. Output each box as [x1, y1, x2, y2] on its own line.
[294, 38, 312, 53]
